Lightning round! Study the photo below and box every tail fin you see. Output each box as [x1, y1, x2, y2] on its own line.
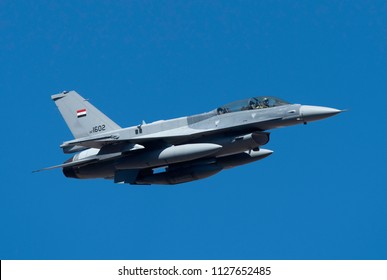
[51, 90, 121, 139]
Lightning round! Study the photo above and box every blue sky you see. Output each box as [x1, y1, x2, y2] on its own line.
[1, 1, 386, 259]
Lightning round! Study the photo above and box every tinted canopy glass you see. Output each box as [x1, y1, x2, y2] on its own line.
[217, 96, 290, 114]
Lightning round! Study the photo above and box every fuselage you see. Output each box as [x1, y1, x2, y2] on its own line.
[60, 96, 341, 185]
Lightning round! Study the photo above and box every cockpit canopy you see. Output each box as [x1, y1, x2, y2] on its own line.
[217, 96, 290, 115]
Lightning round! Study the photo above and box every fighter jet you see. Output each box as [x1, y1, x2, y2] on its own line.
[35, 90, 342, 185]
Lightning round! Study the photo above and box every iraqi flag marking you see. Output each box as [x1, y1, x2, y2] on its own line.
[77, 109, 87, 118]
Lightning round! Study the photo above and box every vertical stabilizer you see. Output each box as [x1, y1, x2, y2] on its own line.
[51, 90, 121, 139]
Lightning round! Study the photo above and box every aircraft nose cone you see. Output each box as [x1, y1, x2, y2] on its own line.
[300, 105, 342, 122]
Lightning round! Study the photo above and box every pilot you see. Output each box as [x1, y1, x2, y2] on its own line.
[217, 107, 225, 114]
[248, 99, 257, 110]
[262, 97, 270, 108]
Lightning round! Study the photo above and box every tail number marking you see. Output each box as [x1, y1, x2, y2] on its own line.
[90, 124, 106, 134]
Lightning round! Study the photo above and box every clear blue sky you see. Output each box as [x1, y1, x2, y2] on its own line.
[1, 1, 386, 260]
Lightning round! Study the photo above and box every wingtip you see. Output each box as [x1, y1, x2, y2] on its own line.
[51, 90, 74, 101]
[32, 168, 44, 173]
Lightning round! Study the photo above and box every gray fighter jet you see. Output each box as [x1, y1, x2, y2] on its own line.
[36, 91, 342, 185]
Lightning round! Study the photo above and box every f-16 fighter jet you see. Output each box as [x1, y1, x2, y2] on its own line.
[36, 91, 341, 185]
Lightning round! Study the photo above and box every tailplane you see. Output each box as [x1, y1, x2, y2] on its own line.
[51, 90, 121, 139]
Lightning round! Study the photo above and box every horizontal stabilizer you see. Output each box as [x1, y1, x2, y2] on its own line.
[33, 150, 127, 173]
[61, 134, 120, 149]
[61, 136, 145, 152]
[33, 158, 98, 173]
